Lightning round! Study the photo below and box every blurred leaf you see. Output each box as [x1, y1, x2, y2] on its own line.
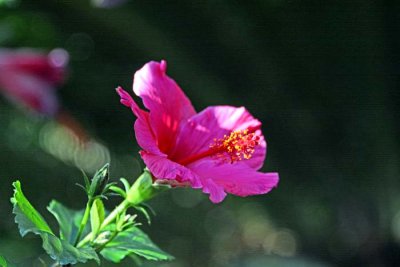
[47, 200, 86, 244]
[128, 254, 143, 265]
[0, 0, 18, 8]
[90, 198, 105, 238]
[100, 226, 174, 263]
[0, 255, 13, 267]
[11, 181, 99, 265]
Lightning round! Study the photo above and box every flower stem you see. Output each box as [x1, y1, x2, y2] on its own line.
[73, 198, 94, 246]
[77, 199, 130, 248]
[95, 229, 119, 252]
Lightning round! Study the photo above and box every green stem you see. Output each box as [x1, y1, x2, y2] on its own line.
[76, 170, 166, 248]
[73, 198, 94, 246]
[95, 229, 119, 252]
[77, 199, 130, 248]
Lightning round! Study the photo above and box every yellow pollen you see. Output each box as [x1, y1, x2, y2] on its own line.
[210, 129, 260, 163]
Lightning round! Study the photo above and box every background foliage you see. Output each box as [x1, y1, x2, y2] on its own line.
[0, 0, 399, 266]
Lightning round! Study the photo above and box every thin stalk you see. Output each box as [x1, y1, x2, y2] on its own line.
[95, 229, 119, 252]
[73, 198, 94, 246]
[77, 199, 130, 248]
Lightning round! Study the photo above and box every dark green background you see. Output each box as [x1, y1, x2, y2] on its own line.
[0, 1, 399, 266]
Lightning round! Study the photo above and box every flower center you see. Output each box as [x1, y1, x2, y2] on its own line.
[211, 129, 260, 163]
[178, 127, 261, 165]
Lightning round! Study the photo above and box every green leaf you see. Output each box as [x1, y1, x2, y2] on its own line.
[47, 200, 87, 244]
[40, 234, 100, 265]
[109, 185, 127, 198]
[134, 205, 152, 225]
[90, 199, 105, 238]
[100, 226, 174, 263]
[120, 178, 131, 193]
[10, 181, 53, 236]
[81, 169, 91, 191]
[11, 181, 100, 265]
[0, 255, 13, 267]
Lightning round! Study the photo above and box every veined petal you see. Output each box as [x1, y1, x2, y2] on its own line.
[171, 105, 266, 170]
[117, 87, 162, 155]
[133, 60, 196, 154]
[190, 159, 279, 202]
[140, 151, 201, 188]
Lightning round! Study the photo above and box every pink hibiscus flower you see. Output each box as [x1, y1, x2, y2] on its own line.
[0, 48, 68, 116]
[117, 60, 279, 203]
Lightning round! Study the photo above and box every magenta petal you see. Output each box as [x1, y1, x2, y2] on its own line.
[117, 87, 162, 155]
[117, 86, 146, 118]
[202, 178, 227, 203]
[140, 151, 202, 188]
[0, 70, 58, 116]
[0, 49, 67, 85]
[171, 105, 266, 170]
[133, 60, 196, 154]
[134, 118, 164, 156]
[190, 159, 279, 198]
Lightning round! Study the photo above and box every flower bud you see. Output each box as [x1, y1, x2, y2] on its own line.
[126, 170, 170, 205]
[89, 163, 110, 198]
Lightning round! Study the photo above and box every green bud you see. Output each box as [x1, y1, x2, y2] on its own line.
[126, 170, 170, 205]
[89, 163, 110, 198]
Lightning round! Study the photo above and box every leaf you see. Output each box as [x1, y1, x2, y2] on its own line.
[100, 226, 174, 263]
[134, 205, 152, 225]
[11, 181, 100, 265]
[109, 185, 126, 198]
[120, 178, 131, 193]
[81, 169, 91, 191]
[40, 234, 100, 265]
[90, 199, 105, 238]
[0, 255, 14, 267]
[47, 200, 87, 244]
[10, 181, 53, 236]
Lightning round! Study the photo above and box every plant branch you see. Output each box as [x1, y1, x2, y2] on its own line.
[77, 199, 130, 248]
[73, 198, 94, 246]
[95, 229, 119, 252]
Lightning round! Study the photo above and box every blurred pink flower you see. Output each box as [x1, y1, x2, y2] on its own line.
[117, 60, 279, 203]
[0, 48, 69, 116]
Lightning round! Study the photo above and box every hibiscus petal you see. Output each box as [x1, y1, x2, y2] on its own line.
[117, 87, 162, 155]
[133, 60, 196, 154]
[0, 70, 58, 116]
[202, 178, 227, 203]
[0, 49, 67, 85]
[171, 105, 266, 170]
[140, 151, 201, 188]
[190, 159, 279, 202]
